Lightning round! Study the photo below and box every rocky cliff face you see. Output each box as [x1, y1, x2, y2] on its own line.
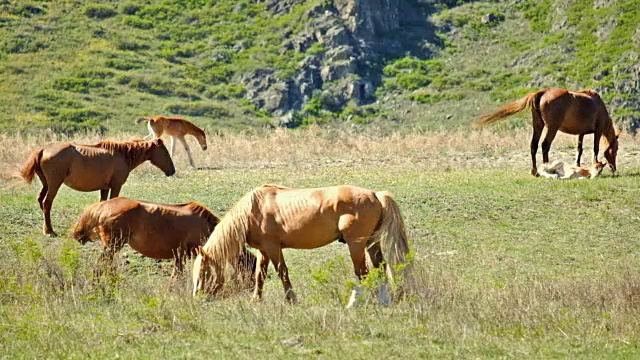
[244, 0, 432, 125]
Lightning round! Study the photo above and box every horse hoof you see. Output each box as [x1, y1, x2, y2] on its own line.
[530, 169, 539, 177]
[285, 290, 298, 305]
[250, 295, 262, 303]
[45, 231, 58, 238]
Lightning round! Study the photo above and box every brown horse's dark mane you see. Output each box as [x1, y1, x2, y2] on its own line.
[183, 202, 220, 228]
[584, 90, 618, 146]
[92, 140, 153, 169]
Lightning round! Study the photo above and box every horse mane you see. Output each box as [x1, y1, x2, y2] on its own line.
[71, 201, 104, 243]
[93, 140, 153, 168]
[583, 90, 619, 145]
[202, 187, 264, 273]
[184, 202, 220, 228]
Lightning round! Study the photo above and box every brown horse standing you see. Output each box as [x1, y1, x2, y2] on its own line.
[136, 116, 207, 169]
[474, 88, 619, 176]
[192, 185, 410, 308]
[72, 197, 256, 278]
[20, 139, 175, 236]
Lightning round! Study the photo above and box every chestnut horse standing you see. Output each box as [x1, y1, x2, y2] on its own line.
[136, 116, 207, 169]
[72, 197, 256, 278]
[20, 139, 175, 236]
[474, 88, 619, 176]
[192, 185, 411, 308]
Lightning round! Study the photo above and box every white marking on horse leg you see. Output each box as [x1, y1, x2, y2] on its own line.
[378, 281, 392, 306]
[144, 122, 155, 140]
[346, 284, 364, 309]
[170, 136, 176, 158]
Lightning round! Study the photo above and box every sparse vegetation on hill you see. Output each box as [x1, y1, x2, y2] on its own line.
[0, 0, 638, 133]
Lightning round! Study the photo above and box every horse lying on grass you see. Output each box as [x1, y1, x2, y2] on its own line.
[192, 184, 411, 308]
[537, 160, 607, 180]
[136, 116, 207, 169]
[20, 139, 175, 236]
[475, 88, 619, 176]
[72, 197, 256, 279]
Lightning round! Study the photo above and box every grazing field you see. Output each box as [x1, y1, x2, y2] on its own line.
[2, 129, 640, 358]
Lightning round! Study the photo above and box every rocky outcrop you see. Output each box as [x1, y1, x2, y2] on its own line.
[242, 0, 431, 122]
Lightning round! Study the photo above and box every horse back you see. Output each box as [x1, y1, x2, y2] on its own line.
[255, 185, 381, 248]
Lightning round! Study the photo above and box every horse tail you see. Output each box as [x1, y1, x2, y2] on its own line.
[19, 148, 44, 183]
[71, 202, 102, 244]
[474, 90, 546, 126]
[135, 117, 151, 124]
[201, 188, 258, 281]
[372, 191, 410, 284]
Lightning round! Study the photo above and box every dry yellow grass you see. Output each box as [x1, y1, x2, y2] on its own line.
[3, 128, 639, 179]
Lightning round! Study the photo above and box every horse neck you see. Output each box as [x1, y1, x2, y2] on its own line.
[601, 117, 617, 148]
[98, 141, 150, 170]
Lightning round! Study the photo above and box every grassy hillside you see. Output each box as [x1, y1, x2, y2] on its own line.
[0, 0, 638, 133]
[0, 0, 320, 133]
[378, 0, 640, 130]
[2, 131, 640, 357]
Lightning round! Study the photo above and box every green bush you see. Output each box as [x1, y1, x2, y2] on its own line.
[409, 91, 464, 104]
[105, 59, 144, 70]
[53, 77, 105, 93]
[204, 84, 246, 100]
[84, 5, 118, 19]
[2, 35, 47, 53]
[122, 16, 153, 29]
[120, 3, 142, 15]
[163, 103, 230, 118]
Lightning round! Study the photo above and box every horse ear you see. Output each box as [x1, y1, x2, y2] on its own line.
[153, 138, 164, 146]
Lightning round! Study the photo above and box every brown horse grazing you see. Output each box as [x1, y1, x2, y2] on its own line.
[474, 88, 619, 176]
[192, 184, 411, 308]
[20, 139, 175, 236]
[136, 116, 207, 169]
[72, 197, 256, 278]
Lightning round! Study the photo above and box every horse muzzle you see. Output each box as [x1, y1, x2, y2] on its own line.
[201, 145, 208, 151]
[166, 168, 176, 176]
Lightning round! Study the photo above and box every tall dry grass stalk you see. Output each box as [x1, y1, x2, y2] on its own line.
[2, 128, 639, 180]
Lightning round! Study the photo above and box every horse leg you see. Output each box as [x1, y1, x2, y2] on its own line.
[170, 136, 177, 158]
[575, 134, 584, 166]
[36, 176, 48, 211]
[41, 179, 63, 237]
[593, 131, 602, 163]
[144, 122, 156, 140]
[262, 245, 297, 304]
[95, 247, 117, 279]
[171, 252, 184, 279]
[179, 137, 196, 169]
[530, 116, 544, 176]
[108, 184, 122, 199]
[100, 189, 109, 201]
[366, 242, 392, 306]
[346, 240, 368, 309]
[541, 127, 559, 165]
[251, 251, 270, 302]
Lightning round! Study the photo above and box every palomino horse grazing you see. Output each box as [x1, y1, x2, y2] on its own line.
[474, 88, 619, 176]
[72, 197, 256, 278]
[136, 116, 207, 169]
[20, 139, 175, 236]
[192, 185, 411, 308]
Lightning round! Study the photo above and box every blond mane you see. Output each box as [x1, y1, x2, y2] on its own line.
[201, 187, 264, 270]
